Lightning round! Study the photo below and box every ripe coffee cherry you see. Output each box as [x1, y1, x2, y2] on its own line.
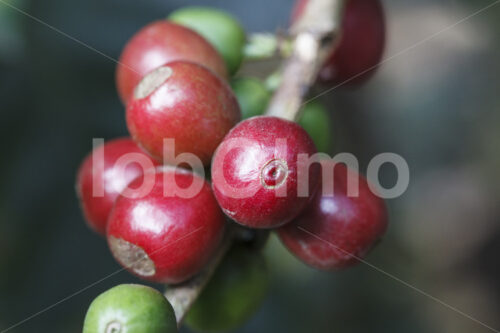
[211, 116, 320, 229]
[76, 138, 160, 236]
[292, 0, 386, 86]
[298, 101, 332, 153]
[278, 163, 388, 270]
[116, 20, 227, 104]
[83, 284, 177, 333]
[231, 77, 271, 120]
[107, 167, 226, 284]
[169, 7, 246, 75]
[185, 246, 268, 332]
[126, 61, 241, 166]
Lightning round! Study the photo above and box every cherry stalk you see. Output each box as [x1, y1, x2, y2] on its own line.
[266, 0, 345, 121]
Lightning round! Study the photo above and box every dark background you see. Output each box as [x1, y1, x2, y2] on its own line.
[1, 0, 500, 332]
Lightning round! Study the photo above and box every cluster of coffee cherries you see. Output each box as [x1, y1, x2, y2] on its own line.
[77, 1, 387, 332]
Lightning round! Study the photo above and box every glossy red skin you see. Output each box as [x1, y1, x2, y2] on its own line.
[76, 138, 160, 236]
[116, 21, 228, 105]
[292, 0, 386, 86]
[211, 116, 320, 229]
[278, 163, 388, 270]
[126, 61, 240, 166]
[107, 168, 226, 284]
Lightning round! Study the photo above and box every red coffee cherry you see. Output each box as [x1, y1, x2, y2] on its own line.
[277, 162, 388, 270]
[291, 0, 386, 86]
[126, 61, 241, 166]
[211, 116, 320, 229]
[76, 138, 160, 236]
[107, 167, 226, 284]
[116, 21, 228, 105]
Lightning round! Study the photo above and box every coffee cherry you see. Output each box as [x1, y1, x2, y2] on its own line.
[231, 77, 271, 120]
[169, 7, 246, 75]
[292, 0, 386, 86]
[298, 101, 332, 153]
[83, 284, 177, 333]
[277, 162, 388, 270]
[116, 20, 228, 104]
[211, 116, 320, 229]
[126, 61, 241, 166]
[107, 167, 226, 284]
[185, 246, 268, 332]
[76, 138, 160, 236]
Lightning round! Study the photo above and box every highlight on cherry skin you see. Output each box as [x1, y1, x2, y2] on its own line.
[211, 115, 320, 229]
[106, 167, 226, 284]
[278, 162, 388, 270]
[76, 137, 160, 236]
[83, 284, 178, 333]
[116, 20, 228, 105]
[291, 0, 386, 86]
[126, 61, 241, 166]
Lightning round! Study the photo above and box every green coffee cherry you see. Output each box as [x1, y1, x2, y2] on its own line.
[186, 246, 269, 332]
[264, 70, 283, 92]
[298, 101, 332, 153]
[231, 77, 271, 120]
[83, 284, 177, 333]
[169, 7, 246, 75]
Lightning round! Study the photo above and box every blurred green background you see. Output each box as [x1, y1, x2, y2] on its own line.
[1, 0, 500, 332]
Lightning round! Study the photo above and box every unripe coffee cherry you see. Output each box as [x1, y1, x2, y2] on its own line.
[83, 284, 177, 333]
[126, 61, 241, 166]
[211, 116, 320, 229]
[292, 0, 386, 86]
[107, 167, 226, 284]
[231, 77, 271, 120]
[185, 246, 268, 332]
[169, 7, 246, 75]
[278, 162, 388, 270]
[76, 138, 160, 236]
[298, 101, 332, 153]
[116, 21, 228, 104]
